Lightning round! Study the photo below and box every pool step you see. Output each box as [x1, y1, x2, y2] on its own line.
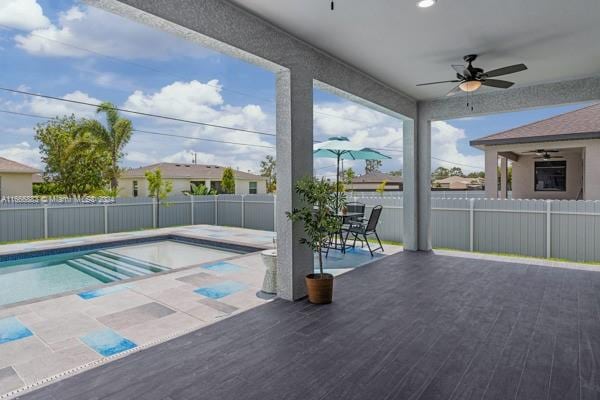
[82, 254, 148, 278]
[66, 260, 121, 283]
[96, 251, 169, 273]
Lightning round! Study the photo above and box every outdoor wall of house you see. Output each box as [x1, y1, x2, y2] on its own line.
[235, 179, 267, 195]
[511, 149, 583, 200]
[584, 140, 600, 200]
[0, 173, 33, 197]
[118, 177, 266, 197]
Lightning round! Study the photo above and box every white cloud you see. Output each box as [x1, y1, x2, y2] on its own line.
[124, 80, 224, 121]
[27, 90, 102, 119]
[431, 121, 484, 172]
[0, 142, 41, 167]
[0, 0, 49, 31]
[14, 5, 212, 60]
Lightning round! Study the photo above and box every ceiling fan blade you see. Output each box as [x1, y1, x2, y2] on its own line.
[482, 79, 514, 89]
[416, 80, 461, 86]
[451, 64, 465, 74]
[446, 85, 462, 97]
[485, 63, 527, 78]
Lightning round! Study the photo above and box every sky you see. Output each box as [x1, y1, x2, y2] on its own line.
[0, 0, 592, 178]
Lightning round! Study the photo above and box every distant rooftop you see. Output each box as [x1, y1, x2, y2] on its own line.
[121, 163, 266, 180]
[0, 157, 40, 174]
[471, 102, 600, 146]
[352, 171, 402, 184]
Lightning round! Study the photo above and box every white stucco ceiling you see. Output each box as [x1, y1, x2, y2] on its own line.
[229, 0, 600, 101]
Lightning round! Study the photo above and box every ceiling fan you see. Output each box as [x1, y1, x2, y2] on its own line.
[525, 149, 559, 156]
[417, 54, 527, 96]
[528, 150, 563, 160]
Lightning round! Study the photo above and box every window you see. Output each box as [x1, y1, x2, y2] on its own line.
[535, 161, 566, 191]
[249, 181, 257, 194]
[132, 180, 138, 197]
[210, 181, 222, 194]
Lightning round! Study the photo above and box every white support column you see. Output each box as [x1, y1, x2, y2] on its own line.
[417, 115, 432, 251]
[499, 156, 508, 199]
[275, 67, 314, 301]
[485, 149, 499, 199]
[402, 118, 418, 251]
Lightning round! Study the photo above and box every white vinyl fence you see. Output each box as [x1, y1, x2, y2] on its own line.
[1, 195, 599, 263]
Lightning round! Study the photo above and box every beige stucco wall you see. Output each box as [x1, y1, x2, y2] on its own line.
[118, 177, 266, 197]
[511, 150, 583, 200]
[0, 173, 33, 196]
[584, 140, 600, 200]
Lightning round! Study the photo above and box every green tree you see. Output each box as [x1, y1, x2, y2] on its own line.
[376, 180, 388, 197]
[35, 116, 110, 197]
[80, 102, 133, 191]
[365, 159, 382, 174]
[432, 166, 450, 180]
[342, 167, 356, 192]
[466, 171, 485, 179]
[145, 168, 173, 228]
[221, 167, 236, 194]
[191, 183, 216, 196]
[260, 155, 276, 193]
[448, 167, 464, 177]
[388, 170, 402, 176]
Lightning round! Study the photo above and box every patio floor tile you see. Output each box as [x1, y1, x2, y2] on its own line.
[0, 367, 23, 395]
[0, 317, 33, 345]
[97, 302, 176, 330]
[81, 329, 137, 357]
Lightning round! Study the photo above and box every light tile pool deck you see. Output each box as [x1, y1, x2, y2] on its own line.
[0, 225, 401, 397]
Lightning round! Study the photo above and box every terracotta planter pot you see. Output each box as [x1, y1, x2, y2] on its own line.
[305, 273, 334, 304]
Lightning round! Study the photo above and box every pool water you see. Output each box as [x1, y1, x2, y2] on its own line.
[0, 240, 241, 307]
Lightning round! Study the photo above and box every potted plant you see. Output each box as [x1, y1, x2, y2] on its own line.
[286, 177, 344, 304]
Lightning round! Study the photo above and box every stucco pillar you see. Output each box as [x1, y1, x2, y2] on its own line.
[485, 149, 499, 199]
[584, 141, 600, 200]
[275, 68, 314, 301]
[402, 119, 417, 251]
[417, 113, 432, 251]
[499, 156, 508, 199]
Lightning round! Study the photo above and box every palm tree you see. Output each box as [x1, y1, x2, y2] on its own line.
[82, 102, 133, 191]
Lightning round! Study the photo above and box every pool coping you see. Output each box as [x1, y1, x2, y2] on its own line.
[0, 233, 269, 311]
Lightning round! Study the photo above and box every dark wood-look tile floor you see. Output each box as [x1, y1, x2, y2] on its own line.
[18, 252, 600, 400]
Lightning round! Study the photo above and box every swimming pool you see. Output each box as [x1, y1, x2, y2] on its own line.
[0, 236, 256, 307]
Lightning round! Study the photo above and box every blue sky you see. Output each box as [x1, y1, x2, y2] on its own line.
[0, 0, 591, 177]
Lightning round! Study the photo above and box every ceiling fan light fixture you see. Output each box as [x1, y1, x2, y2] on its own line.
[459, 80, 482, 92]
[417, 0, 437, 8]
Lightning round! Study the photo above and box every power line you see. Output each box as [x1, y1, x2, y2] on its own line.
[0, 87, 276, 137]
[0, 109, 275, 150]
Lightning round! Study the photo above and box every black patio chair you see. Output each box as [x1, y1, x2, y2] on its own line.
[342, 205, 384, 256]
[345, 202, 365, 226]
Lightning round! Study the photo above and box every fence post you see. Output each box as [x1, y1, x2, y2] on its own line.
[469, 198, 475, 252]
[190, 195, 194, 225]
[241, 195, 245, 228]
[152, 197, 157, 229]
[273, 194, 276, 232]
[43, 205, 48, 239]
[546, 200, 552, 259]
[214, 195, 218, 225]
[104, 204, 108, 234]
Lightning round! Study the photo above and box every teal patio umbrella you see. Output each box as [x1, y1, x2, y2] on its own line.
[314, 136, 391, 211]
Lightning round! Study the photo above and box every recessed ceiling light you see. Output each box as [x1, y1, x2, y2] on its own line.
[417, 0, 437, 8]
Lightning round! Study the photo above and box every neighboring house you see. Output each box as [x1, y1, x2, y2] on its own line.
[119, 163, 268, 197]
[0, 157, 40, 197]
[471, 103, 600, 200]
[348, 172, 403, 192]
[432, 176, 485, 190]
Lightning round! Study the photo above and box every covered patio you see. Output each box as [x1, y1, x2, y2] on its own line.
[4, 0, 600, 398]
[19, 250, 596, 399]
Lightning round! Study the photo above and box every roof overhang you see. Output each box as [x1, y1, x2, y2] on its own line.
[470, 131, 600, 147]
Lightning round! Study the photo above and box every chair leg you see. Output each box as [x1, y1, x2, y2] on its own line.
[374, 231, 384, 253]
[364, 234, 373, 256]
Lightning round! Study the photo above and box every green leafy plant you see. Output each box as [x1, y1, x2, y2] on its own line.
[221, 167, 236, 194]
[286, 177, 344, 278]
[260, 155, 276, 193]
[191, 183, 217, 196]
[145, 168, 173, 228]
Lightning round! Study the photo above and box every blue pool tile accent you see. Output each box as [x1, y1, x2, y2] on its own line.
[202, 262, 242, 273]
[194, 281, 246, 299]
[78, 285, 128, 300]
[81, 329, 137, 357]
[0, 317, 33, 345]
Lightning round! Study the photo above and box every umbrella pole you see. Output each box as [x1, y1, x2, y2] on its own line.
[336, 154, 340, 212]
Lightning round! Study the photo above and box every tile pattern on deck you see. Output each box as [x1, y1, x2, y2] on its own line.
[17, 250, 600, 400]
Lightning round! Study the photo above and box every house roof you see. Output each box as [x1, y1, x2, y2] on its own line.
[433, 176, 482, 184]
[470, 102, 600, 146]
[121, 163, 267, 180]
[351, 171, 402, 184]
[0, 157, 40, 174]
